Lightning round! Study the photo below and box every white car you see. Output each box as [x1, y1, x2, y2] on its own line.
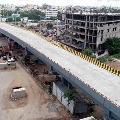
[7, 57, 15, 65]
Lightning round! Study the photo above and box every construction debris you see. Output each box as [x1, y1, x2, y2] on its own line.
[11, 87, 26, 100]
[79, 116, 96, 120]
[0, 62, 8, 70]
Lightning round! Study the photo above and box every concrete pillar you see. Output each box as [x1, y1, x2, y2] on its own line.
[104, 110, 119, 120]
[37, 59, 45, 65]
[49, 66, 59, 75]
[60, 77, 70, 89]
[50, 66, 54, 71]
[60, 76, 65, 84]
[25, 47, 29, 55]
[84, 15, 87, 48]
[0, 33, 2, 37]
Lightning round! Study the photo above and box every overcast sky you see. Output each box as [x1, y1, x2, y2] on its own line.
[0, 0, 119, 7]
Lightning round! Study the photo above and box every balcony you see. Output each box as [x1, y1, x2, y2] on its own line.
[72, 37, 85, 43]
[87, 26, 97, 30]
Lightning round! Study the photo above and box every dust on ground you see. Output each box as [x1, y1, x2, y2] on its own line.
[0, 63, 71, 120]
[106, 59, 120, 71]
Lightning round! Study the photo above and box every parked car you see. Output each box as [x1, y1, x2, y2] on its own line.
[3, 56, 7, 60]
[0, 51, 3, 57]
[7, 57, 15, 65]
[48, 34, 53, 37]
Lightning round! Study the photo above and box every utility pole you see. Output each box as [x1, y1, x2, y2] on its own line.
[7, 12, 9, 24]
[15, 16, 16, 25]
[57, 19, 59, 37]
[38, 15, 41, 33]
[0, 14, 2, 22]
[13, 13, 16, 25]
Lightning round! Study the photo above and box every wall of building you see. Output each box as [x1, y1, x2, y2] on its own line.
[65, 13, 120, 55]
[45, 8, 58, 19]
[96, 21, 120, 55]
[97, 22, 120, 47]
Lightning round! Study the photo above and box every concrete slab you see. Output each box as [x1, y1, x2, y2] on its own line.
[0, 22, 120, 117]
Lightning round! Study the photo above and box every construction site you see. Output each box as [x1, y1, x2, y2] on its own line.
[65, 13, 120, 56]
[0, 37, 72, 120]
[0, 25, 120, 120]
[0, 34, 105, 120]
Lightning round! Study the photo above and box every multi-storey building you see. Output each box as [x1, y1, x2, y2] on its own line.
[45, 8, 58, 19]
[64, 13, 120, 55]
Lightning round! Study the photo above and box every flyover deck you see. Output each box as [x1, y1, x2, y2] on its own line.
[0, 22, 120, 118]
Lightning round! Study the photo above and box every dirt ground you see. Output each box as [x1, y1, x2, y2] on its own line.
[0, 37, 71, 120]
[106, 60, 120, 71]
[0, 37, 9, 46]
[0, 63, 71, 120]
[0, 37, 105, 120]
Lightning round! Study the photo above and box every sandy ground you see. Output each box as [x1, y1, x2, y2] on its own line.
[0, 37, 9, 46]
[0, 63, 70, 120]
[0, 37, 71, 120]
[0, 36, 105, 120]
[106, 60, 120, 71]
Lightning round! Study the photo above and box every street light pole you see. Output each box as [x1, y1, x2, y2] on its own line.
[0, 15, 2, 22]
[39, 15, 41, 33]
[13, 13, 16, 25]
[57, 19, 59, 36]
[15, 16, 16, 25]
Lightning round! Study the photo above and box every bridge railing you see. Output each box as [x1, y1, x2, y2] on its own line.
[2, 22, 120, 111]
[4, 22, 120, 77]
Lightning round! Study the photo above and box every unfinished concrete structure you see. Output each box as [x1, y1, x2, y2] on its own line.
[80, 116, 96, 120]
[64, 13, 120, 55]
[11, 87, 26, 99]
[0, 62, 8, 69]
[53, 82, 88, 114]
[0, 22, 120, 120]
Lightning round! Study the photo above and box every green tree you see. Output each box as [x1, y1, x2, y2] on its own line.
[20, 10, 45, 20]
[97, 56, 108, 63]
[49, 16, 57, 20]
[17, 17, 21, 21]
[57, 11, 62, 20]
[6, 17, 21, 22]
[14, 17, 21, 22]
[106, 37, 120, 55]
[46, 23, 53, 29]
[112, 53, 120, 59]
[63, 91, 73, 105]
[23, 54, 30, 65]
[1, 10, 13, 17]
[82, 48, 92, 56]
[6, 18, 13, 22]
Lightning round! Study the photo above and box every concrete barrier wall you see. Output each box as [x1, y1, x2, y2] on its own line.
[0, 63, 8, 69]
[0, 24, 120, 119]
[53, 82, 74, 114]
[1, 23, 120, 77]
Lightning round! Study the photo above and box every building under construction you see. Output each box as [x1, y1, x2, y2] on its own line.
[64, 13, 120, 55]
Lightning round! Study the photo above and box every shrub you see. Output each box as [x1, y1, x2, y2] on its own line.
[106, 37, 120, 55]
[97, 55, 108, 63]
[112, 53, 120, 59]
[82, 48, 92, 56]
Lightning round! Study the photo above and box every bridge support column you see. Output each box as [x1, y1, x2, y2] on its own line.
[50, 66, 54, 71]
[0, 33, 2, 37]
[104, 110, 119, 120]
[0, 33, 6, 37]
[60, 77, 65, 84]
[25, 47, 29, 55]
[37, 59, 45, 65]
[60, 77, 72, 90]
[49, 66, 59, 75]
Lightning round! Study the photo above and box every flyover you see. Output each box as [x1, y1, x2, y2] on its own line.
[0, 22, 120, 120]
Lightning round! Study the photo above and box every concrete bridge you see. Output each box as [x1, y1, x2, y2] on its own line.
[0, 22, 120, 120]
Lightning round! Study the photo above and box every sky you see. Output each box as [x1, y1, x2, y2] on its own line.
[0, 0, 119, 7]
